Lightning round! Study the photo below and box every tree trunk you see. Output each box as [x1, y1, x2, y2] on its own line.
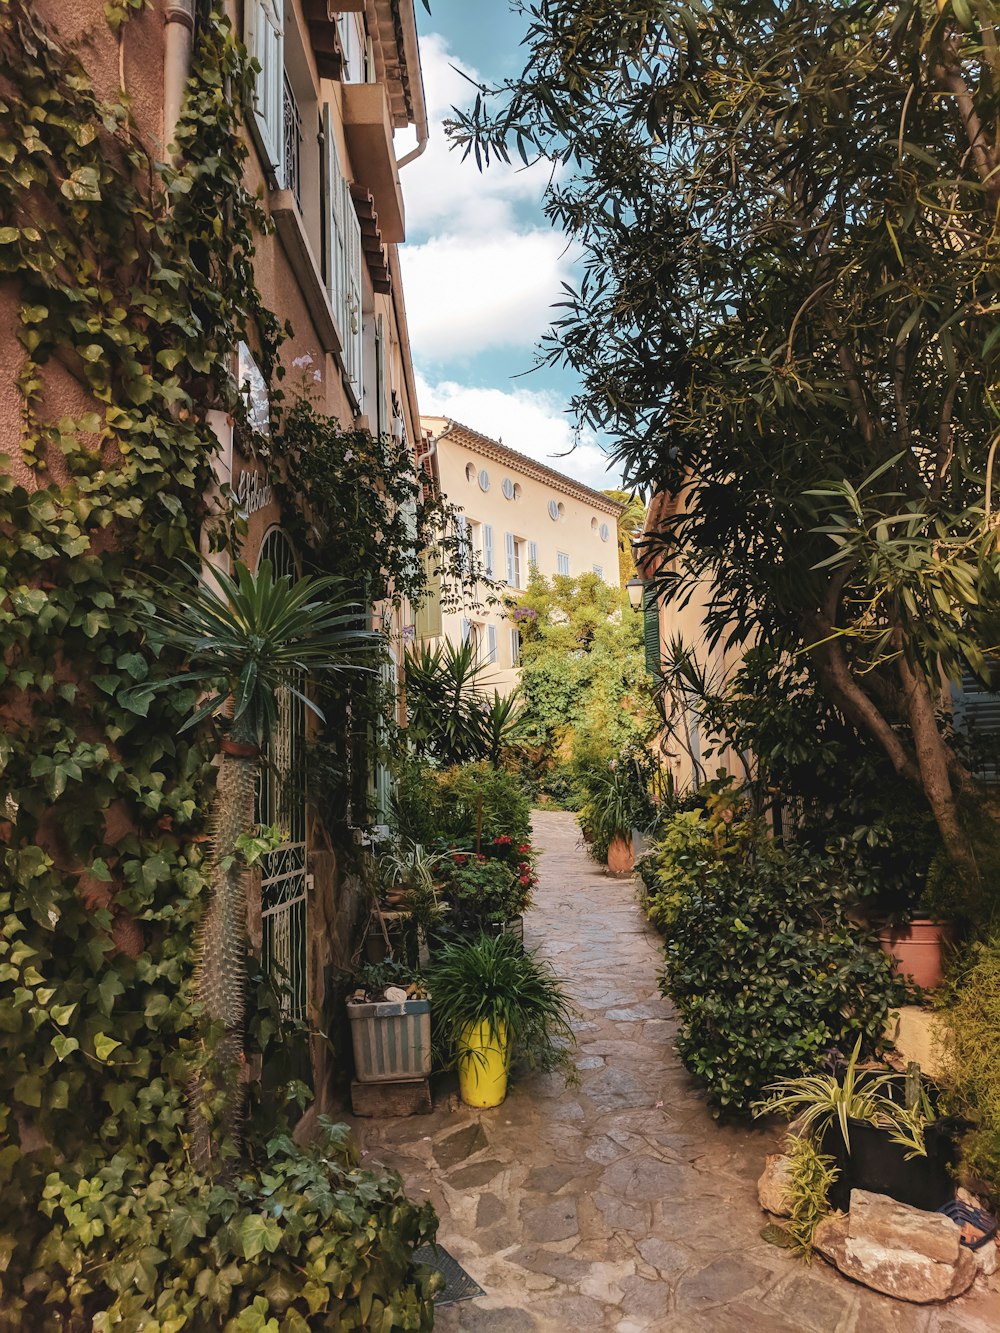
[188, 730, 258, 1174]
[896, 653, 981, 891]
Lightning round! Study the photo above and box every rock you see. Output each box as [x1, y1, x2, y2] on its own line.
[433, 1121, 489, 1168]
[813, 1193, 978, 1304]
[849, 1189, 960, 1264]
[383, 985, 408, 1002]
[973, 1241, 998, 1277]
[757, 1153, 794, 1217]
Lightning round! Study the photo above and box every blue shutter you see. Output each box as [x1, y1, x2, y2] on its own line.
[486, 624, 497, 665]
[953, 669, 1000, 781]
[528, 540, 538, 571]
[505, 532, 516, 585]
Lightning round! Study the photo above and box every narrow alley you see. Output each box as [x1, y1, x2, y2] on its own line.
[348, 811, 1000, 1333]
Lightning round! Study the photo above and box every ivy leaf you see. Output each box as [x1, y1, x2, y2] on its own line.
[239, 1212, 282, 1259]
[93, 1032, 122, 1061]
[51, 1034, 79, 1060]
[60, 165, 101, 201]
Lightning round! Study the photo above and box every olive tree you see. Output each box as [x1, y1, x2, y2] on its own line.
[451, 1, 1000, 890]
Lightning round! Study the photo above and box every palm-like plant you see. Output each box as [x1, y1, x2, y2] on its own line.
[403, 638, 488, 764]
[134, 561, 377, 1171]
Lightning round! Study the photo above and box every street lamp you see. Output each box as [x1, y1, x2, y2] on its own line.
[626, 575, 646, 611]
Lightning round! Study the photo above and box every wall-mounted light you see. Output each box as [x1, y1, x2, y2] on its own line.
[626, 575, 646, 612]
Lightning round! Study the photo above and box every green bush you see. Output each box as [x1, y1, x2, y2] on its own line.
[24, 1119, 439, 1331]
[444, 853, 533, 927]
[393, 761, 531, 849]
[656, 819, 904, 1114]
[940, 940, 1000, 1192]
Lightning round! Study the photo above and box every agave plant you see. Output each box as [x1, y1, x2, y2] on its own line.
[133, 560, 377, 1171]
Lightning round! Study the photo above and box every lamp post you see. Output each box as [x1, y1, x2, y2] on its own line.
[626, 575, 646, 612]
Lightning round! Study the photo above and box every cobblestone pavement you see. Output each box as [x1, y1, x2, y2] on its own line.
[347, 811, 1000, 1332]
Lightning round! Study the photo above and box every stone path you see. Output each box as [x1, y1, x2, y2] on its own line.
[347, 811, 1000, 1331]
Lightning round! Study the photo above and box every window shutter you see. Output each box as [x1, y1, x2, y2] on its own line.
[953, 668, 1000, 781]
[374, 313, 389, 439]
[374, 652, 397, 822]
[528, 540, 538, 571]
[245, 0, 284, 179]
[456, 514, 470, 572]
[643, 587, 661, 676]
[324, 107, 363, 393]
[510, 628, 521, 666]
[461, 618, 471, 644]
[593, 564, 603, 578]
[414, 551, 443, 640]
[505, 532, 515, 585]
[482, 524, 494, 576]
[557, 552, 570, 576]
[486, 623, 497, 665]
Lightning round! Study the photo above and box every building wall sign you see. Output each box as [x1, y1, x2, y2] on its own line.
[236, 467, 273, 517]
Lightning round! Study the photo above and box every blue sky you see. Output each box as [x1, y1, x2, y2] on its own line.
[396, 2, 624, 488]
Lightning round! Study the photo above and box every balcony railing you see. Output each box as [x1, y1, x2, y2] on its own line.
[282, 73, 302, 211]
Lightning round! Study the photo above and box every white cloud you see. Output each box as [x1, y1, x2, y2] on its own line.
[416, 371, 624, 490]
[400, 34, 553, 238]
[399, 228, 574, 361]
[397, 33, 576, 362]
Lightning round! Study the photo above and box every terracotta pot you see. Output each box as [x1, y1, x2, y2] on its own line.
[220, 738, 259, 757]
[606, 833, 635, 877]
[878, 918, 953, 990]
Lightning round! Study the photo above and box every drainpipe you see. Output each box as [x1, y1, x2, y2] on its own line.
[395, 0, 429, 169]
[163, 0, 196, 158]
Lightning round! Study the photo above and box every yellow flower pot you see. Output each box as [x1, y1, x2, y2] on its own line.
[457, 1021, 509, 1108]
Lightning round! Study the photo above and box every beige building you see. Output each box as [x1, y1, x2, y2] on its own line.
[419, 418, 625, 694]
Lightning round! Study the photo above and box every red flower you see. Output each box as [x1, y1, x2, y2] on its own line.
[453, 854, 467, 866]
[493, 835, 512, 845]
[519, 875, 531, 886]
[517, 844, 532, 853]
[476, 853, 487, 863]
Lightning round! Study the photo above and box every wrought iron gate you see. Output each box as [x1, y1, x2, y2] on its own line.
[256, 528, 308, 1018]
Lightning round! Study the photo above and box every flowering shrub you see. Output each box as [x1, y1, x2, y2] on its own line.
[444, 855, 532, 927]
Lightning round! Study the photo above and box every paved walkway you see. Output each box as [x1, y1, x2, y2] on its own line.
[348, 811, 1000, 1331]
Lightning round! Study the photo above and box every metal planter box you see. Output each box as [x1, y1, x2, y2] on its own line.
[348, 998, 432, 1084]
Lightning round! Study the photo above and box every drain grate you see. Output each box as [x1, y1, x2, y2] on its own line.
[414, 1243, 485, 1306]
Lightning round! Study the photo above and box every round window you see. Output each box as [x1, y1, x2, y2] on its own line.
[465, 462, 476, 483]
[548, 499, 561, 521]
[502, 477, 515, 500]
[591, 517, 599, 531]
[600, 522, 610, 542]
[478, 468, 491, 492]
[513, 482, 522, 500]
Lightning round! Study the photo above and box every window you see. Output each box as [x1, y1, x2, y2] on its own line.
[593, 564, 603, 578]
[338, 11, 365, 82]
[456, 514, 471, 572]
[510, 628, 521, 667]
[528, 540, 538, 570]
[323, 106, 362, 393]
[245, 0, 284, 179]
[502, 477, 516, 500]
[505, 532, 522, 587]
[461, 618, 472, 645]
[482, 523, 494, 576]
[466, 462, 476, 483]
[557, 552, 570, 576]
[600, 522, 610, 542]
[478, 468, 491, 492]
[591, 517, 599, 531]
[484, 623, 497, 665]
[547, 498, 564, 521]
[373, 313, 389, 440]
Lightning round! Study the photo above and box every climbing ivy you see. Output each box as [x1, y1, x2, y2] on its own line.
[0, 2, 435, 1324]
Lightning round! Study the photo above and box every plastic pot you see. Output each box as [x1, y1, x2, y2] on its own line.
[457, 1020, 509, 1108]
[825, 1118, 957, 1213]
[878, 918, 953, 989]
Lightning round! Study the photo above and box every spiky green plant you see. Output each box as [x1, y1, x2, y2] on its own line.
[425, 931, 576, 1080]
[133, 560, 377, 1171]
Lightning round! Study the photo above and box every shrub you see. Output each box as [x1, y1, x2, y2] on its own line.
[393, 761, 531, 849]
[657, 827, 904, 1114]
[21, 1119, 439, 1330]
[444, 853, 534, 927]
[940, 940, 1000, 1192]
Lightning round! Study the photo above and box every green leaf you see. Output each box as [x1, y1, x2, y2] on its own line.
[93, 1032, 122, 1061]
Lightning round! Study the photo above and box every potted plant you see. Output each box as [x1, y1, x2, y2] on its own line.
[439, 852, 533, 941]
[425, 932, 576, 1108]
[579, 763, 638, 874]
[346, 958, 432, 1085]
[753, 1037, 956, 1211]
[877, 913, 954, 990]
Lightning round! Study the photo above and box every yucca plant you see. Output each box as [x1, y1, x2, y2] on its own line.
[133, 560, 377, 1171]
[425, 931, 576, 1080]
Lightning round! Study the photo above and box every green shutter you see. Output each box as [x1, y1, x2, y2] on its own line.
[643, 587, 661, 676]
